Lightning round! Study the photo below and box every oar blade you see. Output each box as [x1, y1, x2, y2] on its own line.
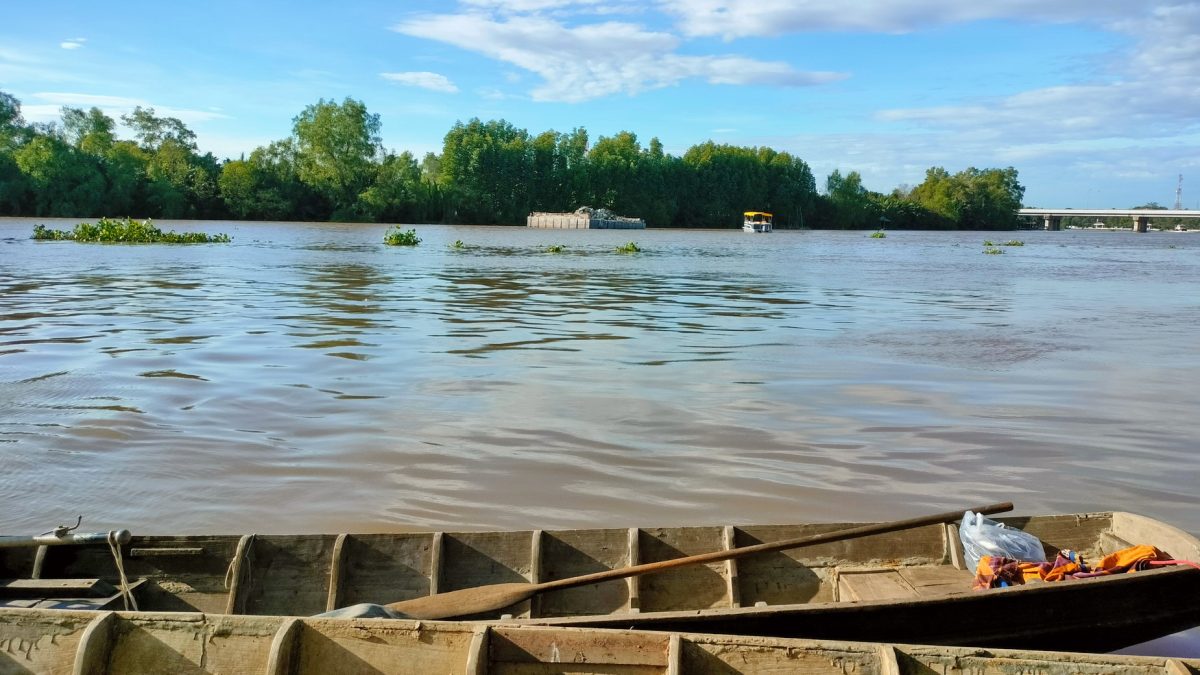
[384, 582, 536, 620]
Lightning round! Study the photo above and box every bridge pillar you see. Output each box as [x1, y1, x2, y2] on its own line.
[1132, 216, 1149, 233]
[1043, 215, 1061, 231]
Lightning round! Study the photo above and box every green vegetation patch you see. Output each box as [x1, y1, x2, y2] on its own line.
[1002, 240, 1025, 246]
[32, 218, 230, 243]
[449, 239, 467, 249]
[615, 241, 641, 253]
[870, 230, 886, 238]
[983, 247, 1005, 255]
[383, 227, 421, 246]
[544, 244, 566, 253]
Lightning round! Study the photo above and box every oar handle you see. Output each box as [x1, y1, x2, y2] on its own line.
[0, 530, 132, 549]
[539, 502, 1012, 593]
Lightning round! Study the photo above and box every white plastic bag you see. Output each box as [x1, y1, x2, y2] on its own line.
[959, 510, 1046, 571]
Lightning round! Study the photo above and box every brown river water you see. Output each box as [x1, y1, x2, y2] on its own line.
[2, 218, 1198, 654]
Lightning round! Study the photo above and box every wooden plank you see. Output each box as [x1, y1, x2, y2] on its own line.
[442, 531, 534, 618]
[265, 617, 301, 675]
[334, 533, 433, 607]
[638, 526, 728, 612]
[71, 611, 115, 675]
[837, 570, 918, 602]
[1100, 531, 1136, 556]
[246, 536, 338, 616]
[877, 644, 901, 675]
[0, 578, 114, 598]
[627, 527, 640, 612]
[430, 532, 443, 596]
[666, 634, 681, 675]
[225, 534, 255, 615]
[679, 634, 880, 673]
[1167, 659, 1197, 675]
[295, 617, 475, 674]
[736, 522, 947, 565]
[723, 526, 741, 608]
[464, 625, 489, 675]
[325, 534, 348, 612]
[488, 626, 669, 666]
[31, 545, 48, 579]
[895, 566, 974, 598]
[536, 528, 630, 618]
[107, 612, 280, 674]
[1112, 512, 1200, 560]
[128, 547, 204, 557]
[527, 530, 542, 619]
[1004, 513, 1112, 558]
[902, 642, 1189, 674]
[944, 522, 965, 570]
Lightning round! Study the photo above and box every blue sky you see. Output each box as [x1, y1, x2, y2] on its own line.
[3, 0, 1198, 208]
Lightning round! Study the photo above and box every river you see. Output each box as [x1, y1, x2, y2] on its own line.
[2, 218, 1198, 654]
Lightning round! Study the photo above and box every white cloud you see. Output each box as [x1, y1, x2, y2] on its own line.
[381, 71, 460, 93]
[392, 13, 843, 102]
[60, 38, 86, 50]
[461, 0, 643, 16]
[462, 0, 602, 10]
[22, 92, 229, 126]
[477, 86, 517, 100]
[657, 0, 1133, 39]
[873, 4, 1200, 144]
[730, 1, 1195, 207]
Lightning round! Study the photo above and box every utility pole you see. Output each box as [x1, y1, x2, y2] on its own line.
[1174, 174, 1183, 210]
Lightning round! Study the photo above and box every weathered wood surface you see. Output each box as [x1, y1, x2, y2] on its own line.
[0, 608, 1197, 674]
[1, 512, 1198, 652]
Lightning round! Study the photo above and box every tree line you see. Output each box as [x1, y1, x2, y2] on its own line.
[0, 91, 1028, 229]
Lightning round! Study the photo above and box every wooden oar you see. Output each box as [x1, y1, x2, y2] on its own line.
[383, 501, 1012, 620]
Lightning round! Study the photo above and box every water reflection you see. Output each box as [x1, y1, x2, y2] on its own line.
[286, 263, 390, 358]
[431, 269, 805, 359]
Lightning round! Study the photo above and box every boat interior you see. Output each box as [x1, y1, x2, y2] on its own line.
[3, 512, 1196, 620]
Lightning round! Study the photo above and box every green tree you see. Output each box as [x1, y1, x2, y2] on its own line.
[680, 142, 769, 227]
[218, 139, 317, 220]
[0, 91, 29, 213]
[761, 148, 816, 229]
[61, 107, 116, 155]
[14, 135, 105, 216]
[103, 141, 148, 216]
[587, 131, 642, 214]
[122, 106, 197, 151]
[292, 97, 382, 219]
[439, 118, 531, 224]
[218, 160, 258, 219]
[420, 152, 442, 184]
[356, 151, 424, 222]
[910, 166, 1024, 229]
[826, 170, 879, 229]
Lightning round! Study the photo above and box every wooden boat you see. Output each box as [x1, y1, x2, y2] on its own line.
[2, 511, 1198, 652]
[2, 608, 1198, 674]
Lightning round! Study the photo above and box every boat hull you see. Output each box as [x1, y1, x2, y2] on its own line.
[1, 608, 1197, 675]
[523, 565, 1200, 652]
[2, 511, 1197, 653]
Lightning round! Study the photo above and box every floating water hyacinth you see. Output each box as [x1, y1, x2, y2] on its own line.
[32, 218, 230, 243]
[383, 227, 420, 246]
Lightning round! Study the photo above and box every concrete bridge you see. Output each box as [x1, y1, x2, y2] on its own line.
[1019, 208, 1200, 232]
